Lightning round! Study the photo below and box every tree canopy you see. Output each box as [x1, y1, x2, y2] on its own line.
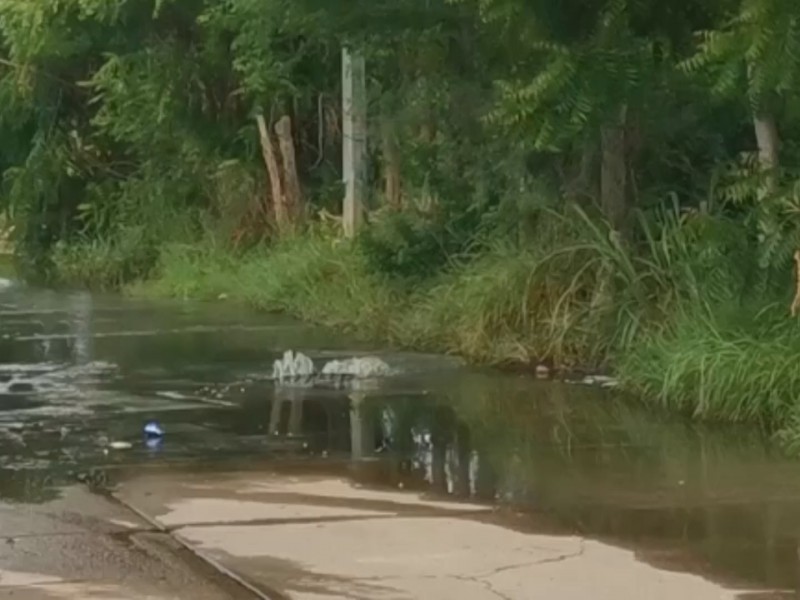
[0, 0, 798, 279]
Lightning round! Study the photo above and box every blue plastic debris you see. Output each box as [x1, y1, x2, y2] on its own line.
[143, 420, 164, 438]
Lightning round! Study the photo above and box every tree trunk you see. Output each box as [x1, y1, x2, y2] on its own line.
[600, 106, 629, 235]
[382, 117, 402, 209]
[563, 137, 599, 205]
[753, 111, 780, 194]
[256, 114, 304, 234]
[256, 114, 288, 231]
[275, 115, 303, 224]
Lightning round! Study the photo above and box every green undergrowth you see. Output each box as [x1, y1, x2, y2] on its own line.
[129, 234, 402, 340]
[50, 229, 159, 290]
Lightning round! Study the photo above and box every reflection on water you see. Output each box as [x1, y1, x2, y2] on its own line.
[0, 284, 798, 593]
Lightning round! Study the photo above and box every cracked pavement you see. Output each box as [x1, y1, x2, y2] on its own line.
[114, 469, 765, 600]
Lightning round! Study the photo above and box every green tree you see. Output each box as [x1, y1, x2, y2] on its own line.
[450, 0, 726, 234]
[684, 0, 800, 269]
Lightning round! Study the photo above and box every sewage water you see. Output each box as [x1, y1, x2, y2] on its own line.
[0, 280, 798, 596]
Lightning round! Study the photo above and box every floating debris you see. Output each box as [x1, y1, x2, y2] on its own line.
[578, 375, 619, 388]
[143, 420, 165, 438]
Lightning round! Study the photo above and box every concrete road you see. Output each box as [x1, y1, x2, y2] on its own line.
[0, 485, 253, 599]
[114, 469, 785, 600]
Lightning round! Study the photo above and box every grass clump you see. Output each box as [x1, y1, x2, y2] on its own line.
[133, 233, 401, 339]
[618, 305, 800, 431]
[50, 227, 161, 290]
[406, 243, 610, 365]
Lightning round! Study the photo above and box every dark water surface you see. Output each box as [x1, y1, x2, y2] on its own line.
[0, 278, 798, 595]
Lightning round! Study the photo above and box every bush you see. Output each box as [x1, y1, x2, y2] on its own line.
[50, 227, 161, 290]
[357, 199, 494, 282]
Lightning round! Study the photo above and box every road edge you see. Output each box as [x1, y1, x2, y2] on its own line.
[109, 490, 283, 600]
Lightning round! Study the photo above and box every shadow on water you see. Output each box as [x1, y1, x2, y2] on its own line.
[353, 378, 800, 592]
[0, 283, 799, 595]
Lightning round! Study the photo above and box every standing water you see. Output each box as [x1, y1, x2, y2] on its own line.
[0, 280, 798, 595]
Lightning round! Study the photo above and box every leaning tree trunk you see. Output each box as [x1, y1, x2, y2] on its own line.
[275, 115, 304, 224]
[255, 114, 304, 234]
[256, 114, 288, 230]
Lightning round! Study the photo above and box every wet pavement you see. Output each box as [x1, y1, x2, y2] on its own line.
[0, 280, 800, 598]
[113, 468, 774, 600]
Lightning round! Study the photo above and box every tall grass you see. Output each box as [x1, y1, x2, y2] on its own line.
[51, 227, 160, 290]
[612, 208, 800, 437]
[132, 233, 401, 339]
[618, 306, 800, 426]
[405, 204, 750, 367]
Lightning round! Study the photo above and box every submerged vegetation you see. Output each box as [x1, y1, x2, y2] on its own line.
[3, 0, 800, 445]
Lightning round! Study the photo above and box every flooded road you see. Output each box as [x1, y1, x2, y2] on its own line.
[1, 280, 799, 597]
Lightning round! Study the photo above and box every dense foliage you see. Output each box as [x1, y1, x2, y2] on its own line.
[0, 0, 780, 273]
[4, 0, 800, 441]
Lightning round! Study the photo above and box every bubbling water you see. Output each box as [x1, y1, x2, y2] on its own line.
[271, 350, 393, 386]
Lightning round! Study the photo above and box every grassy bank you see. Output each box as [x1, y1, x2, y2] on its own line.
[126, 209, 657, 367]
[48, 206, 800, 451]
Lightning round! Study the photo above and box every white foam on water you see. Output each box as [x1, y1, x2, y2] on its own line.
[0, 362, 64, 373]
[119, 403, 211, 414]
[155, 390, 196, 401]
[155, 390, 235, 407]
[1, 404, 93, 419]
[47, 361, 117, 379]
[321, 356, 393, 378]
[13, 324, 296, 342]
[0, 459, 54, 471]
[109, 441, 132, 450]
[272, 350, 315, 381]
[271, 350, 397, 383]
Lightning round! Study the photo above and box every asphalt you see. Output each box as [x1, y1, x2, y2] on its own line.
[0, 484, 254, 599]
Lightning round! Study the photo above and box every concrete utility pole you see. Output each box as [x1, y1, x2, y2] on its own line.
[342, 47, 367, 237]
